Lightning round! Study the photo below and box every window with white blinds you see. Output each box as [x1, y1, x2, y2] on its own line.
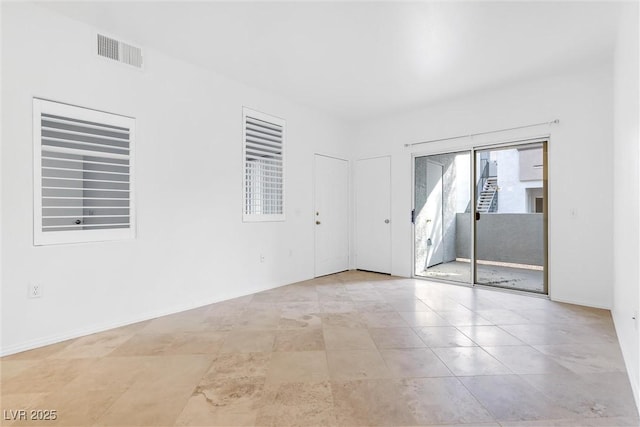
[242, 108, 285, 222]
[33, 99, 136, 245]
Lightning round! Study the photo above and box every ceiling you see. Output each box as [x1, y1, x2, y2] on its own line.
[36, 1, 622, 122]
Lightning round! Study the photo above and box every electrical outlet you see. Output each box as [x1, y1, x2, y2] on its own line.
[28, 283, 42, 298]
[260, 254, 265, 263]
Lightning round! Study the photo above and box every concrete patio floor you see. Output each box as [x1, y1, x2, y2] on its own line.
[418, 260, 544, 293]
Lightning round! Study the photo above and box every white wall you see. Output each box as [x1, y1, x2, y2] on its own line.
[0, 3, 352, 355]
[353, 63, 614, 309]
[612, 1, 640, 411]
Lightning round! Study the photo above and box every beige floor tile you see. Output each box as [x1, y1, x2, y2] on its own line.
[164, 331, 227, 355]
[201, 314, 240, 331]
[319, 301, 357, 313]
[234, 308, 282, 330]
[533, 343, 626, 373]
[423, 424, 501, 427]
[460, 374, 574, 421]
[273, 329, 325, 352]
[110, 331, 226, 356]
[326, 350, 391, 381]
[380, 348, 452, 378]
[347, 290, 385, 302]
[0, 360, 39, 382]
[2, 358, 96, 394]
[436, 310, 494, 326]
[584, 416, 640, 426]
[369, 327, 426, 349]
[385, 299, 431, 312]
[321, 312, 367, 328]
[107, 333, 174, 356]
[278, 311, 322, 329]
[323, 327, 377, 351]
[255, 381, 336, 426]
[275, 301, 320, 313]
[95, 355, 212, 426]
[315, 287, 351, 302]
[48, 329, 134, 359]
[457, 325, 525, 346]
[432, 347, 511, 376]
[174, 376, 265, 426]
[500, 324, 592, 346]
[265, 351, 329, 384]
[521, 372, 639, 418]
[204, 352, 271, 379]
[474, 309, 531, 325]
[220, 330, 276, 353]
[62, 356, 145, 392]
[483, 346, 571, 375]
[398, 311, 450, 327]
[353, 301, 396, 312]
[330, 379, 417, 426]
[22, 389, 124, 426]
[414, 326, 476, 347]
[420, 297, 471, 312]
[397, 377, 494, 424]
[362, 311, 409, 328]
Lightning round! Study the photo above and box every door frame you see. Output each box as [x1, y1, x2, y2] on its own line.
[355, 155, 392, 274]
[313, 153, 351, 278]
[410, 135, 550, 295]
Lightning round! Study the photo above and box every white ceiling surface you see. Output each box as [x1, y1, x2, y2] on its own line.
[37, 1, 621, 121]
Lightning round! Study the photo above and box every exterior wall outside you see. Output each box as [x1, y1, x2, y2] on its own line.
[455, 213, 544, 266]
[492, 149, 543, 213]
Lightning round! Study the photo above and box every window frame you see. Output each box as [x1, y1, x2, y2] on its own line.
[242, 107, 286, 222]
[33, 98, 136, 246]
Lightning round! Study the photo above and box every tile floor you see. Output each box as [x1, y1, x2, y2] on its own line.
[1, 271, 638, 426]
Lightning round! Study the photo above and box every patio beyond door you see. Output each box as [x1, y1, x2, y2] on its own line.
[413, 141, 547, 294]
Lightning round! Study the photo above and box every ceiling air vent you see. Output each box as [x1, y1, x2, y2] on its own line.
[97, 34, 143, 69]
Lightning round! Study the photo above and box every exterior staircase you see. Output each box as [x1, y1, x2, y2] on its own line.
[477, 177, 498, 212]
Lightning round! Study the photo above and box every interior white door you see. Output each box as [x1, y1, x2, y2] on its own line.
[425, 161, 444, 267]
[314, 154, 349, 277]
[356, 156, 391, 274]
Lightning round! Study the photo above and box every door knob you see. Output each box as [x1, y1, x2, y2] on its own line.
[385, 219, 390, 224]
[316, 221, 321, 225]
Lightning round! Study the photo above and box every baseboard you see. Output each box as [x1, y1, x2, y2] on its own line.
[548, 295, 612, 310]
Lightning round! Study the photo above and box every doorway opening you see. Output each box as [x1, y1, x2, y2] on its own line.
[412, 141, 548, 294]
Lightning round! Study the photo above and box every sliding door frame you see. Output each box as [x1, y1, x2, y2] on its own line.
[411, 135, 550, 295]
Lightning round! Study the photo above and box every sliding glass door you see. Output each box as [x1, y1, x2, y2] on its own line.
[413, 141, 547, 294]
[474, 142, 547, 293]
[413, 152, 472, 284]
